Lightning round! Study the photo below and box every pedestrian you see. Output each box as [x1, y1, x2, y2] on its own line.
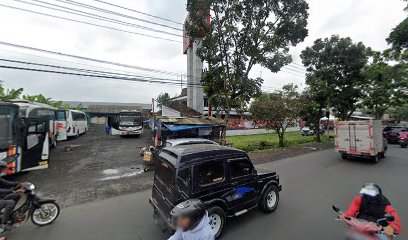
[168, 199, 214, 240]
[104, 125, 111, 139]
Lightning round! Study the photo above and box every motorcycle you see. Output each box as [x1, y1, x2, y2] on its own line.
[399, 132, 408, 148]
[332, 205, 395, 240]
[0, 182, 60, 231]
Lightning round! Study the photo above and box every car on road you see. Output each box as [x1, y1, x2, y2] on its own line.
[149, 144, 282, 238]
[383, 126, 408, 143]
[164, 138, 217, 147]
[301, 126, 314, 136]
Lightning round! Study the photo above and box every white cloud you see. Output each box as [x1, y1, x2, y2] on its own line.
[0, 0, 406, 102]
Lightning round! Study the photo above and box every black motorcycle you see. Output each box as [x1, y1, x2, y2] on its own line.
[0, 182, 60, 230]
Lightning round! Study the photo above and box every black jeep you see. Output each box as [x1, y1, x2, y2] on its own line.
[149, 144, 282, 238]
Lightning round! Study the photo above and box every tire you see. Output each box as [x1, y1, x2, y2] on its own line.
[401, 143, 407, 148]
[372, 154, 380, 163]
[379, 151, 385, 158]
[31, 202, 60, 226]
[341, 154, 347, 160]
[207, 206, 226, 239]
[259, 185, 280, 213]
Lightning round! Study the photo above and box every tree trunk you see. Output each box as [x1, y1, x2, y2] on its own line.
[277, 129, 285, 147]
[221, 106, 231, 145]
[315, 109, 322, 143]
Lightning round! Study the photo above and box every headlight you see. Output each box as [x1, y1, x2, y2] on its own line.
[26, 183, 36, 190]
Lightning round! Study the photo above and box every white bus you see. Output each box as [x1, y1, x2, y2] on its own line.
[10, 100, 57, 149]
[109, 110, 143, 137]
[0, 101, 51, 175]
[56, 110, 88, 141]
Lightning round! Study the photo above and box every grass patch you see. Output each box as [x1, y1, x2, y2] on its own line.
[226, 131, 331, 152]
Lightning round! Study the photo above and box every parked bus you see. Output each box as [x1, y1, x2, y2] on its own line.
[109, 110, 143, 136]
[0, 101, 50, 175]
[55, 110, 88, 141]
[11, 100, 57, 149]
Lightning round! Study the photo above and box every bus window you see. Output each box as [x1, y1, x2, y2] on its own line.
[56, 111, 66, 121]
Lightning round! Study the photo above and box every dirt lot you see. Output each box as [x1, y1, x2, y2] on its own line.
[10, 125, 155, 207]
[8, 125, 334, 207]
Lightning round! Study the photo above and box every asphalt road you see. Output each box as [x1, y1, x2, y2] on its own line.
[7, 145, 407, 240]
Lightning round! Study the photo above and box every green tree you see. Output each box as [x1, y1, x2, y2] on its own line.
[385, 0, 408, 61]
[250, 84, 303, 147]
[187, 0, 309, 142]
[299, 87, 326, 142]
[362, 54, 408, 119]
[301, 35, 369, 120]
[0, 82, 24, 100]
[156, 92, 171, 110]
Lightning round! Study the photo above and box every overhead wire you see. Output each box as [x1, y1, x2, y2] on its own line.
[91, 0, 183, 25]
[0, 64, 206, 88]
[54, 0, 183, 31]
[0, 3, 182, 43]
[0, 41, 181, 76]
[16, 0, 182, 37]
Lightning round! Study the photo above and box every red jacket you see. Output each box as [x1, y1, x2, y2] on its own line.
[344, 196, 401, 234]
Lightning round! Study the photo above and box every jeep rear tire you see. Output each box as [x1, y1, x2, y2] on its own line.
[207, 206, 226, 239]
[260, 185, 279, 213]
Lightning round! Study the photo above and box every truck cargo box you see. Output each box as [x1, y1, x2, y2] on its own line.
[335, 120, 386, 162]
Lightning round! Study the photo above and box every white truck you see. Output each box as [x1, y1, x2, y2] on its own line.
[335, 120, 387, 163]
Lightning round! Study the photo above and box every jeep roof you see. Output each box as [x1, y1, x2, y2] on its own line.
[160, 144, 247, 168]
[165, 138, 217, 147]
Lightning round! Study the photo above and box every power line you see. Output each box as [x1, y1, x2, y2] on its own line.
[0, 58, 187, 83]
[55, 0, 183, 31]
[91, 0, 183, 25]
[0, 64, 204, 87]
[0, 41, 181, 76]
[282, 65, 306, 75]
[0, 3, 182, 43]
[0, 48, 178, 80]
[17, 0, 182, 37]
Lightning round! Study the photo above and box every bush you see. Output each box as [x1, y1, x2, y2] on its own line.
[227, 131, 330, 152]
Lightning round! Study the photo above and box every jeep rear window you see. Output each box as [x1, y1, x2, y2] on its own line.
[156, 157, 174, 189]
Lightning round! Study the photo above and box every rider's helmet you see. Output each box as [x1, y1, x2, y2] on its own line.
[170, 199, 206, 231]
[360, 183, 382, 201]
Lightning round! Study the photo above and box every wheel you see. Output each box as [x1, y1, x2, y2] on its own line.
[379, 151, 385, 158]
[207, 206, 226, 239]
[31, 202, 60, 226]
[372, 154, 380, 163]
[260, 185, 279, 213]
[401, 143, 407, 148]
[341, 154, 347, 160]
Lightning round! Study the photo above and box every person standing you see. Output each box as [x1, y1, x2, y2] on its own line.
[104, 125, 111, 139]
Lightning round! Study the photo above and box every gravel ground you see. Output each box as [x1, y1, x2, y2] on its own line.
[8, 125, 334, 207]
[9, 125, 154, 207]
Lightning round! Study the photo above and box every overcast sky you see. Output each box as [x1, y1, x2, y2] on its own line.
[0, 0, 406, 104]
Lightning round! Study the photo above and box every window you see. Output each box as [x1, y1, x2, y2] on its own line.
[177, 168, 191, 194]
[229, 159, 253, 179]
[56, 111, 66, 121]
[156, 158, 174, 189]
[196, 161, 224, 186]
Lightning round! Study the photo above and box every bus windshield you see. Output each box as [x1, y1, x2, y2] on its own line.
[119, 115, 141, 126]
[0, 106, 17, 149]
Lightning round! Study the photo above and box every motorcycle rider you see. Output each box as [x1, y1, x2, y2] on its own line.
[0, 161, 26, 229]
[168, 199, 214, 240]
[341, 183, 401, 238]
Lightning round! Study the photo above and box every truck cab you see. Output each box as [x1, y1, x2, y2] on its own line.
[149, 144, 282, 238]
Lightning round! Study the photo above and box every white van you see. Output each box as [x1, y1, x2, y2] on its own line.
[56, 110, 88, 141]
